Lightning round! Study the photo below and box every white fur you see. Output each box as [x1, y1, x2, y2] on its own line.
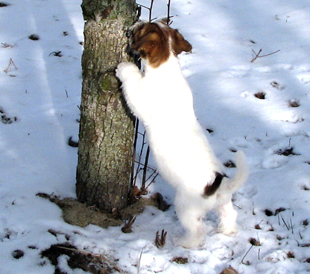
[116, 41, 249, 249]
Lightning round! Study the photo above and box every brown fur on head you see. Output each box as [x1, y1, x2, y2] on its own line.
[131, 20, 192, 68]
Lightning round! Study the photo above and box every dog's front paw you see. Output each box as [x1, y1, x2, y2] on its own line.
[116, 62, 140, 82]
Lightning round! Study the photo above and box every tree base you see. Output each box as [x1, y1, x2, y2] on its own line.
[37, 192, 169, 229]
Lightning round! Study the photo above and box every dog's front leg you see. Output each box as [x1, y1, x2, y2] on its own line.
[116, 62, 141, 83]
[116, 62, 143, 115]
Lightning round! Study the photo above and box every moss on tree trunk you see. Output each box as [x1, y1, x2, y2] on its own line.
[76, 0, 137, 212]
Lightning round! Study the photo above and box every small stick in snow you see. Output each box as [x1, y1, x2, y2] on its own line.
[1, 42, 14, 48]
[155, 229, 167, 248]
[4, 58, 17, 73]
[250, 48, 280, 63]
[241, 245, 253, 265]
[121, 216, 137, 233]
[137, 248, 144, 274]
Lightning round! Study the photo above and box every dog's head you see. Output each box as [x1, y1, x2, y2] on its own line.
[130, 20, 192, 68]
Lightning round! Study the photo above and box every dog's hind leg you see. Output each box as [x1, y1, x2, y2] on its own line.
[173, 192, 208, 248]
[217, 197, 238, 235]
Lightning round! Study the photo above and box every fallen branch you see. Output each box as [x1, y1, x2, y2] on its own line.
[251, 48, 280, 63]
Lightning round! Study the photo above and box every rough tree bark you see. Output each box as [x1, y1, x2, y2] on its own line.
[76, 0, 137, 212]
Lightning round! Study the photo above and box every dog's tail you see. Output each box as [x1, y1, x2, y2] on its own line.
[220, 150, 249, 194]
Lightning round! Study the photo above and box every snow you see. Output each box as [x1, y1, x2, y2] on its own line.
[1, 0, 310, 273]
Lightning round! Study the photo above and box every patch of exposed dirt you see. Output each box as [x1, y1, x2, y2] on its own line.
[37, 193, 170, 273]
[36, 192, 169, 228]
[0, 106, 17, 124]
[41, 243, 121, 274]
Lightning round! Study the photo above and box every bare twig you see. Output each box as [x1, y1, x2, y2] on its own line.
[121, 216, 137, 233]
[155, 229, 167, 248]
[134, 160, 156, 173]
[132, 130, 147, 187]
[299, 230, 303, 240]
[1, 42, 14, 48]
[137, 248, 144, 274]
[241, 245, 253, 265]
[167, 0, 172, 25]
[251, 48, 280, 62]
[138, 0, 173, 24]
[138, 0, 155, 22]
[149, 0, 155, 22]
[250, 48, 262, 63]
[145, 172, 159, 191]
[290, 217, 294, 234]
[141, 145, 150, 192]
[280, 214, 294, 233]
[4, 58, 17, 73]
[130, 118, 140, 189]
[130, 122, 158, 197]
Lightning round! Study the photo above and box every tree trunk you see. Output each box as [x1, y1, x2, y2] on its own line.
[76, 0, 137, 212]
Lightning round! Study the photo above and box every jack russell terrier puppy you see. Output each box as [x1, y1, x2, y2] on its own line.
[116, 20, 249, 248]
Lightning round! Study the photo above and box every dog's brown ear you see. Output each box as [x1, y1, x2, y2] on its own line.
[171, 29, 192, 55]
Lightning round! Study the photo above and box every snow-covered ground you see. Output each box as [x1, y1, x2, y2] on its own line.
[1, 0, 310, 273]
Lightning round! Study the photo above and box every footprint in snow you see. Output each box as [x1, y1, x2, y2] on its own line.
[297, 73, 310, 84]
[261, 154, 289, 169]
[270, 81, 285, 90]
[238, 184, 257, 199]
[0, 106, 17, 124]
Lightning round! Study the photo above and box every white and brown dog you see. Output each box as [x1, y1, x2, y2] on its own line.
[116, 20, 249, 248]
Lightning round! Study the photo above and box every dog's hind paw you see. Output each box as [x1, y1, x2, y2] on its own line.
[218, 224, 237, 236]
[174, 234, 205, 249]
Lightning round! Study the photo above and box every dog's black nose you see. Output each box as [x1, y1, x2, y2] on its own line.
[126, 45, 140, 57]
